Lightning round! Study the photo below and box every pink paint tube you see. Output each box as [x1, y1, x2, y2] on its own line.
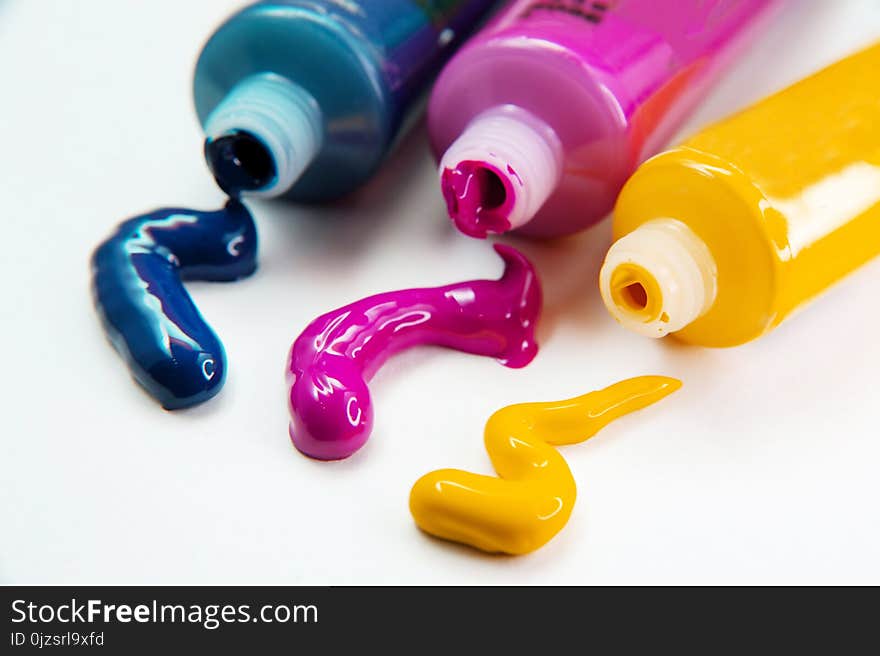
[429, 0, 779, 239]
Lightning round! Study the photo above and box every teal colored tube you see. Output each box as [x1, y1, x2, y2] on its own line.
[194, 0, 496, 201]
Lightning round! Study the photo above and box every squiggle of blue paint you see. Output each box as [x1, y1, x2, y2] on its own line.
[91, 200, 258, 409]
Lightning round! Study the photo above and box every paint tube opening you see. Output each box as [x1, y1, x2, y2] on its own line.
[440, 161, 515, 237]
[204, 131, 277, 195]
[599, 219, 718, 338]
[438, 107, 563, 238]
[203, 73, 323, 198]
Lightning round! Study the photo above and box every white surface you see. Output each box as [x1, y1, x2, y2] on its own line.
[1, 0, 879, 585]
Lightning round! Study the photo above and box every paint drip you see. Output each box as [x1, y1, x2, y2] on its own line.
[441, 161, 516, 238]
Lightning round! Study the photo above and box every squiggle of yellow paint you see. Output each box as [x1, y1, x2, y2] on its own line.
[409, 376, 681, 555]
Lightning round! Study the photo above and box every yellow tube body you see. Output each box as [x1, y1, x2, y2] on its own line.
[611, 42, 880, 347]
[409, 376, 681, 555]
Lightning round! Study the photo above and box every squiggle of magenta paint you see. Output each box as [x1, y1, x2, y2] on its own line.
[286, 244, 542, 460]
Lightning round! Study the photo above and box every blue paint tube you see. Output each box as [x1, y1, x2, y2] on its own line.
[194, 0, 497, 201]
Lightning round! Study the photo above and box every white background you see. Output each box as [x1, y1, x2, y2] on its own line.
[1, 0, 879, 585]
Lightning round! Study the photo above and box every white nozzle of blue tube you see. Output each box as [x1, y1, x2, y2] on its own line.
[203, 73, 324, 198]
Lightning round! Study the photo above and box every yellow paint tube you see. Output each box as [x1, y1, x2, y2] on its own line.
[600, 42, 880, 347]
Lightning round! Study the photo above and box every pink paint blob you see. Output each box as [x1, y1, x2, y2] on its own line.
[287, 244, 542, 461]
[429, 0, 780, 238]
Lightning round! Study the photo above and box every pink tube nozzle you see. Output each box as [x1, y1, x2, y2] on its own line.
[287, 245, 542, 461]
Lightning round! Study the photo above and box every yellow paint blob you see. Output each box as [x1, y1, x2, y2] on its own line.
[409, 376, 681, 555]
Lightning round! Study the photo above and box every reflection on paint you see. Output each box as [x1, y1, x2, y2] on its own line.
[287, 245, 542, 461]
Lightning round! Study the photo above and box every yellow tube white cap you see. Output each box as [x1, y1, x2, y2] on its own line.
[599, 219, 718, 338]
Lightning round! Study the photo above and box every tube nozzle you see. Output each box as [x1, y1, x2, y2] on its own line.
[439, 108, 562, 238]
[205, 131, 277, 195]
[203, 73, 323, 198]
[600, 219, 718, 338]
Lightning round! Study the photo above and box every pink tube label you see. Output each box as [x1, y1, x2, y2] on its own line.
[488, 0, 775, 153]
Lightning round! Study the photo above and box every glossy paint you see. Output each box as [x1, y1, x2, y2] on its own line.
[91, 201, 258, 409]
[194, 0, 497, 201]
[441, 160, 515, 237]
[410, 376, 681, 554]
[611, 42, 880, 347]
[287, 244, 542, 461]
[429, 0, 778, 238]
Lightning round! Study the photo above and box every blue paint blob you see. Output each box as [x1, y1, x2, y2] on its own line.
[91, 200, 258, 410]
